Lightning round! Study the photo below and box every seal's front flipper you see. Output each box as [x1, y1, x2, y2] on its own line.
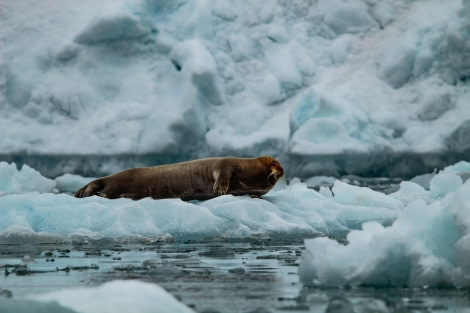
[212, 170, 231, 196]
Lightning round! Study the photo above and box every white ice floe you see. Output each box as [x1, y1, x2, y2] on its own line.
[0, 162, 399, 241]
[299, 162, 470, 288]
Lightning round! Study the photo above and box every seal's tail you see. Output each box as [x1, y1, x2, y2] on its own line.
[74, 180, 104, 198]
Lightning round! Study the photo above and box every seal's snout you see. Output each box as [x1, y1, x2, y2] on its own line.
[264, 156, 284, 182]
[269, 166, 284, 181]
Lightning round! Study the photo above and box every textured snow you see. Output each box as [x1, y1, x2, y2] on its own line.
[1, 0, 470, 178]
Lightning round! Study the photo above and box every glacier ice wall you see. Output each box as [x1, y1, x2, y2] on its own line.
[1, 0, 470, 178]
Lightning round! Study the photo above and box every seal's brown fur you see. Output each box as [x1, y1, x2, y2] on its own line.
[74, 156, 284, 201]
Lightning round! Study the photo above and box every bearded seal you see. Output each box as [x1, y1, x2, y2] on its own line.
[74, 156, 284, 201]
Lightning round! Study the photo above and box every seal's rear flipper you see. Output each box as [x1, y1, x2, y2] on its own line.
[74, 180, 104, 198]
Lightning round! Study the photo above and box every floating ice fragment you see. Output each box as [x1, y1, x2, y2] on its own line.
[29, 280, 195, 313]
[429, 172, 462, 198]
[332, 180, 403, 210]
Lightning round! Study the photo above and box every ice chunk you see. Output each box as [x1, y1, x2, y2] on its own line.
[328, 35, 353, 65]
[257, 72, 283, 105]
[288, 90, 377, 155]
[417, 92, 454, 121]
[299, 171, 470, 288]
[369, 1, 397, 28]
[291, 117, 368, 154]
[0, 162, 56, 196]
[290, 90, 323, 133]
[452, 179, 470, 234]
[170, 39, 224, 106]
[319, 0, 379, 37]
[332, 180, 403, 211]
[29, 280, 195, 313]
[379, 38, 417, 88]
[266, 182, 398, 238]
[442, 160, 470, 175]
[74, 13, 148, 44]
[391, 181, 429, 205]
[55, 174, 95, 194]
[264, 42, 302, 89]
[429, 172, 463, 198]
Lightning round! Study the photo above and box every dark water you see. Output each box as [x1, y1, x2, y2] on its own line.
[1, 239, 469, 313]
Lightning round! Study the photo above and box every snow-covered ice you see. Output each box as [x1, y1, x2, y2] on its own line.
[1, 0, 470, 178]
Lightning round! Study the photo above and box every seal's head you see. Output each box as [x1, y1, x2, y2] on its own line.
[259, 156, 284, 183]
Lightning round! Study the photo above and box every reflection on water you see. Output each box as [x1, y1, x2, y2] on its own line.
[1, 240, 469, 312]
